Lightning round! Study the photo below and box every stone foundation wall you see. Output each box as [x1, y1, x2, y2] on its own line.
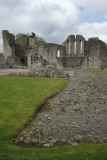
[8, 66, 74, 79]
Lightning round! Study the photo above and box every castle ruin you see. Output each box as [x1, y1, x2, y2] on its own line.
[0, 30, 107, 70]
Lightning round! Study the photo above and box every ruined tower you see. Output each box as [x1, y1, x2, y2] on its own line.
[2, 30, 15, 58]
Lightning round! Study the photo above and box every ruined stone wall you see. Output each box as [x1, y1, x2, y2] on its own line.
[2, 30, 107, 69]
[98, 40, 107, 69]
[9, 66, 73, 79]
[2, 30, 15, 57]
[37, 43, 66, 65]
[0, 55, 24, 69]
[63, 35, 86, 57]
[2, 30, 35, 67]
[27, 43, 66, 69]
[5, 55, 23, 67]
[15, 34, 35, 58]
[85, 38, 107, 69]
[0, 56, 5, 68]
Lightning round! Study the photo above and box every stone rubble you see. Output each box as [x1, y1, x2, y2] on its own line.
[8, 66, 74, 79]
[14, 69, 107, 147]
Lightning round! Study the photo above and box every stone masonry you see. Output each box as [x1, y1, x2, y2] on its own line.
[1, 30, 107, 69]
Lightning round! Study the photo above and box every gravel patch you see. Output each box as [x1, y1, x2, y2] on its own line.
[14, 69, 107, 147]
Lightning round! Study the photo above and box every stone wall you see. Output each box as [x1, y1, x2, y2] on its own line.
[1, 30, 107, 69]
[5, 56, 23, 67]
[58, 57, 84, 68]
[27, 43, 66, 69]
[2, 30, 35, 61]
[8, 66, 74, 79]
[2, 30, 15, 57]
[37, 43, 66, 65]
[0, 56, 5, 68]
[63, 35, 86, 57]
[0, 55, 25, 69]
[85, 38, 107, 69]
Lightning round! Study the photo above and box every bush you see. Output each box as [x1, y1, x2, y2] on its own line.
[15, 33, 46, 45]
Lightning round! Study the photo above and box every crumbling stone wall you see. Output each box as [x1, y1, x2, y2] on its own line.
[37, 43, 66, 65]
[2, 30, 36, 68]
[0, 55, 24, 69]
[5, 55, 23, 68]
[2, 30, 15, 57]
[8, 66, 73, 79]
[1, 30, 107, 69]
[63, 35, 86, 57]
[85, 38, 107, 69]
[0, 56, 5, 68]
[15, 33, 35, 65]
[28, 43, 66, 69]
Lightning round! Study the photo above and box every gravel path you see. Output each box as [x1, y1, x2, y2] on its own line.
[14, 69, 107, 147]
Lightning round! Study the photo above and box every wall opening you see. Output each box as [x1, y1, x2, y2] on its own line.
[80, 40, 83, 54]
[57, 50, 61, 57]
[21, 58, 24, 63]
[74, 41, 76, 54]
[68, 41, 71, 54]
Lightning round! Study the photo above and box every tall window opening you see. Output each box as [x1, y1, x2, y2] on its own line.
[57, 50, 61, 57]
[74, 41, 76, 54]
[80, 41, 83, 54]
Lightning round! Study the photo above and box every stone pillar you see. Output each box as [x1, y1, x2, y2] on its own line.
[2, 30, 15, 58]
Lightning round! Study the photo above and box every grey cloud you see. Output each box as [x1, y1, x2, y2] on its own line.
[0, 0, 107, 52]
[0, 0, 25, 8]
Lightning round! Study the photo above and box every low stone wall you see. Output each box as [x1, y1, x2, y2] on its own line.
[0, 56, 5, 68]
[8, 67, 74, 79]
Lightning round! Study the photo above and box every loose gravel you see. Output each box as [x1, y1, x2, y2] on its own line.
[14, 69, 107, 147]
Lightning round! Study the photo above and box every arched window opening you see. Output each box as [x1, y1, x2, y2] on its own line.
[57, 50, 61, 57]
[68, 41, 71, 54]
[80, 41, 83, 54]
[74, 41, 76, 54]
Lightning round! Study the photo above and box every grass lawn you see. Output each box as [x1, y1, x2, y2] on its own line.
[88, 68, 107, 72]
[0, 76, 107, 160]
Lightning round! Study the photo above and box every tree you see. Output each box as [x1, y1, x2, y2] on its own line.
[35, 35, 46, 45]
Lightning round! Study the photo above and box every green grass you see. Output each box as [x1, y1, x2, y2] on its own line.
[0, 76, 107, 160]
[88, 68, 107, 72]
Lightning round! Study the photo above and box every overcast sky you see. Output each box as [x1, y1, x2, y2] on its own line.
[0, 0, 107, 52]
